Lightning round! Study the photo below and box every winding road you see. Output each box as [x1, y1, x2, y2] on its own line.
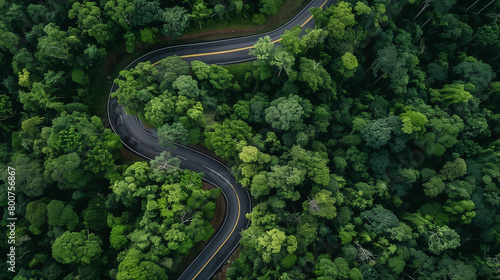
[107, 0, 333, 279]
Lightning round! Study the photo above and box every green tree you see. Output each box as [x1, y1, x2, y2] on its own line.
[83, 197, 107, 231]
[7, 153, 45, 197]
[112, 61, 158, 115]
[423, 176, 446, 197]
[52, 231, 102, 264]
[25, 200, 47, 235]
[264, 94, 311, 131]
[361, 206, 399, 235]
[116, 248, 168, 280]
[157, 122, 189, 147]
[191, 60, 234, 91]
[205, 119, 252, 161]
[427, 226, 460, 254]
[172, 75, 202, 99]
[129, 0, 161, 27]
[110, 225, 128, 250]
[453, 59, 495, 94]
[249, 36, 275, 80]
[281, 26, 306, 55]
[191, 0, 212, 29]
[68, 1, 111, 45]
[161, 6, 191, 37]
[298, 57, 333, 93]
[47, 200, 79, 230]
[440, 158, 467, 181]
[399, 110, 428, 136]
[430, 83, 473, 106]
[308, 189, 338, 219]
[255, 228, 296, 263]
[260, 0, 283, 15]
[104, 0, 134, 30]
[361, 116, 402, 149]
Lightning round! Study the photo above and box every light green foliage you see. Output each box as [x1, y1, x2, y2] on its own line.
[289, 145, 331, 186]
[256, 228, 296, 262]
[116, 248, 168, 280]
[343, 182, 374, 210]
[68, 1, 111, 45]
[475, 25, 500, 47]
[428, 226, 460, 254]
[71, 69, 89, 85]
[103, 0, 134, 30]
[251, 172, 269, 198]
[430, 83, 473, 106]
[124, 31, 137, 53]
[423, 176, 446, 197]
[443, 199, 476, 224]
[281, 26, 306, 55]
[112, 61, 158, 115]
[341, 52, 358, 70]
[354, 2, 371, 15]
[249, 36, 275, 80]
[43, 112, 121, 180]
[144, 93, 175, 127]
[110, 225, 128, 250]
[314, 257, 338, 278]
[112, 162, 151, 206]
[205, 119, 252, 161]
[298, 57, 333, 93]
[191, 60, 234, 91]
[192, 0, 212, 29]
[139, 27, 157, 44]
[267, 165, 305, 201]
[52, 231, 102, 264]
[302, 28, 329, 53]
[35, 23, 81, 64]
[272, 47, 296, 79]
[18, 68, 30, 88]
[308, 189, 338, 219]
[323, 2, 356, 40]
[399, 110, 428, 135]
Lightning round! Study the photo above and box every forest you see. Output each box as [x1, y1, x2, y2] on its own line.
[1, 0, 500, 279]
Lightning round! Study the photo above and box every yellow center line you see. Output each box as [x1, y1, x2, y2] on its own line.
[192, 177, 241, 280]
[150, 0, 327, 65]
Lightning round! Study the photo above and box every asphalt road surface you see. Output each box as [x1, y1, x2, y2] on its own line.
[107, 0, 334, 279]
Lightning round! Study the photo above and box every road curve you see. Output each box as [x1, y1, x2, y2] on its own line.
[107, 0, 333, 279]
